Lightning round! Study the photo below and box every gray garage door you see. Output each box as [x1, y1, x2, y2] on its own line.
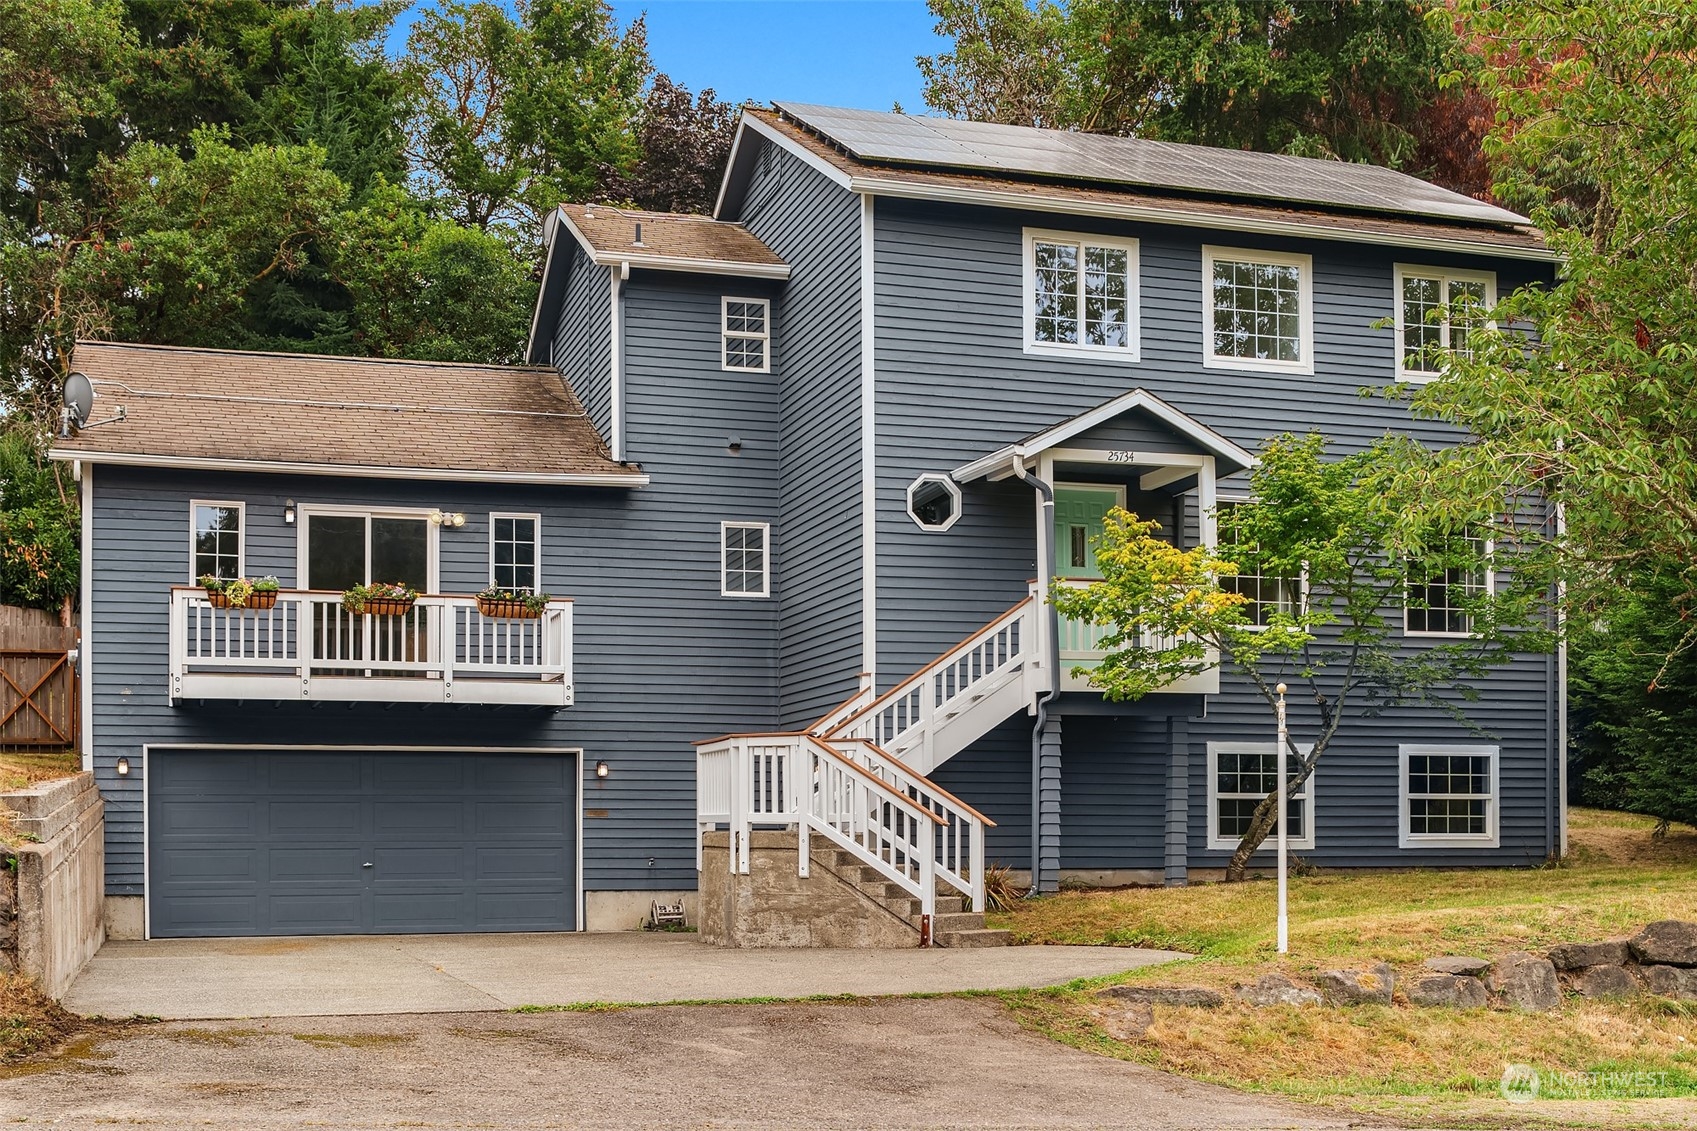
[148, 749, 576, 938]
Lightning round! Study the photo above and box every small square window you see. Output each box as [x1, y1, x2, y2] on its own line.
[723, 298, 771, 372]
[490, 514, 539, 593]
[1400, 745, 1498, 847]
[1405, 536, 1491, 636]
[191, 502, 244, 581]
[721, 522, 770, 597]
[1217, 501, 1301, 628]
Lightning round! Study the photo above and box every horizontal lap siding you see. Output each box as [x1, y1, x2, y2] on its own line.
[1059, 716, 1167, 870]
[91, 273, 781, 894]
[739, 145, 864, 726]
[553, 245, 612, 440]
[872, 197, 1558, 861]
[926, 716, 1034, 870]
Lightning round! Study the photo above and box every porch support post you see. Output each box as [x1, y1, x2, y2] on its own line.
[1164, 716, 1190, 887]
[1035, 715, 1062, 893]
[1198, 455, 1218, 550]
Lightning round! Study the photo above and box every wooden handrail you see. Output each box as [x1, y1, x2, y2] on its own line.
[832, 738, 999, 829]
[691, 730, 809, 747]
[829, 597, 1034, 734]
[803, 736, 947, 827]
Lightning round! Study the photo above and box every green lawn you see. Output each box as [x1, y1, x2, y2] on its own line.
[989, 809, 1697, 1129]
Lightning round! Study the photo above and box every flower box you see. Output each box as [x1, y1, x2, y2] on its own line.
[359, 596, 417, 617]
[477, 596, 542, 619]
[208, 589, 279, 611]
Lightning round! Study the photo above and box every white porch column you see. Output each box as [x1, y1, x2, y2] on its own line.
[1198, 455, 1218, 550]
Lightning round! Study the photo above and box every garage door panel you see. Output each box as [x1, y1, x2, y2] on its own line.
[372, 800, 464, 837]
[148, 750, 576, 938]
[269, 800, 362, 836]
[476, 847, 569, 882]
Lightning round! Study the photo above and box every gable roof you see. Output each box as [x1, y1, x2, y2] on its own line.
[49, 341, 648, 486]
[554, 204, 790, 279]
[952, 388, 1257, 483]
[719, 106, 1554, 262]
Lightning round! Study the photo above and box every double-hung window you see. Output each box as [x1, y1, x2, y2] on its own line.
[722, 298, 770, 372]
[1207, 742, 1314, 851]
[1023, 229, 1139, 360]
[1405, 536, 1491, 636]
[1202, 246, 1314, 374]
[490, 513, 540, 593]
[1216, 501, 1301, 627]
[1400, 745, 1498, 847]
[1395, 266, 1495, 379]
[720, 521, 769, 597]
[191, 501, 244, 581]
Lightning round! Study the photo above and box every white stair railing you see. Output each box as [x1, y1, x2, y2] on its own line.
[830, 597, 1039, 766]
[831, 737, 992, 912]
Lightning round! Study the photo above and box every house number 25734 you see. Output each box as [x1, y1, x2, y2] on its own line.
[1104, 450, 1138, 463]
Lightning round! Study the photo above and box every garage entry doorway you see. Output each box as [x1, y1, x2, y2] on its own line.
[146, 747, 580, 938]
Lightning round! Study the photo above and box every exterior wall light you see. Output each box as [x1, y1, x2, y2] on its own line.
[595, 760, 610, 779]
[116, 757, 130, 776]
[429, 510, 466, 528]
[284, 499, 296, 525]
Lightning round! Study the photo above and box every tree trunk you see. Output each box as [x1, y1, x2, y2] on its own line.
[1224, 789, 1282, 882]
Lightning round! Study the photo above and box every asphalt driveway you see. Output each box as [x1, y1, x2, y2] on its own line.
[0, 997, 1376, 1130]
[64, 932, 1189, 1020]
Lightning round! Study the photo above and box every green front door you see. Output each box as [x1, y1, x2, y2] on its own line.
[1055, 486, 1120, 578]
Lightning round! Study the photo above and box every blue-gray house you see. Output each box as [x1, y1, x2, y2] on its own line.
[52, 103, 1562, 943]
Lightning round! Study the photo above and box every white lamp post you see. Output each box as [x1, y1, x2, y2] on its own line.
[1275, 681, 1289, 955]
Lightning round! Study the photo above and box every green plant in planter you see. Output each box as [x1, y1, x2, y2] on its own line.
[253, 575, 280, 593]
[342, 581, 419, 614]
[200, 573, 274, 608]
[477, 586, 552, 615]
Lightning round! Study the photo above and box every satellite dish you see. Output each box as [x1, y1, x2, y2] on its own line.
[63, 372, 94, 429]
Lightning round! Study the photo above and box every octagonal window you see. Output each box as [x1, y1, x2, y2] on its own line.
[907, 474, 962, 532]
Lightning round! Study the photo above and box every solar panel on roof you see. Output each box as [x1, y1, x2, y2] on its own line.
[774, 102, 1527, 227]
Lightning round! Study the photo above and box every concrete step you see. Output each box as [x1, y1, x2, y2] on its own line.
[934, 895, 965, 915]
[935, 927, 1012, 948]
[932, 911, 984, 933]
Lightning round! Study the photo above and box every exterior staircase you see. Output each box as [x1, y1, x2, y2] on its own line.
[812, 846, 1010, 947]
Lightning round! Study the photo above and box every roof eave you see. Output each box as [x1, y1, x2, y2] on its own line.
[48, 448, 651, 488]
[587, 251, 791, 279]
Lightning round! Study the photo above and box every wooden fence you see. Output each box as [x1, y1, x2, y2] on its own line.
[0, 605, 78, 750]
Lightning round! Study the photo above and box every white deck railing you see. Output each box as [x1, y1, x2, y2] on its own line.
[1053, 578, 1219, 695]
[168, 588, 573, 707]
[697, 732, 996, 931]
[829, 597, 1041, 770]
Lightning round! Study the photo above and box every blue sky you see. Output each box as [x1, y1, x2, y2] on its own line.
[388, 1, 949, 113]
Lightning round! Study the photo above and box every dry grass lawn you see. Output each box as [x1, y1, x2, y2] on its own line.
[0, 750, 80, 842]
[0, 975, 81, 1064]
[991, 809, 1697, 1129]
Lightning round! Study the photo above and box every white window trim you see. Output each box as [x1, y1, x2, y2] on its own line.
[721, 296, 771, 373]
[1403, 539, 1495, 638]
[1021, 227, 1141, 362]
[188, 500, 245, 582]
[905, 473, 963, 533]
[488, 512, 542, 592]
[1201, 245, 1315, 375]
[1399, 744, 1500, 848]
[1206, 741, 1316, 852]
[1393, 263, 1498, 383]
[720, 520, 770, 598]
[293, 504, 440, 594]
[1214, 495, 1307, 630]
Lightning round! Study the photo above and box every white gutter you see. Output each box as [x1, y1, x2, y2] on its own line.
[46, 449, 651, 487]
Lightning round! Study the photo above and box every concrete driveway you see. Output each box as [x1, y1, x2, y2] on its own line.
[0, 998, 1375, 1130]
[64, 933, 1188, 1020]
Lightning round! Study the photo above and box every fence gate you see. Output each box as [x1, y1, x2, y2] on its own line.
[0, 605, 78, 749]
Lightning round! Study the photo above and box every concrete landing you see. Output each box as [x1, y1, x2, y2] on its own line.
[64, 932, 1187, 1020]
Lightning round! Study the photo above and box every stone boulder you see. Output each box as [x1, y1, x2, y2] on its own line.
[1547, 939, 1631, 971]
[1629, 921, 1697, 967]
[1235, 973, 1322, 1008]
[1423, 955, 1491, 977]
[1408, 974, 1488, 1009]
[1098, 1000, 1154, 1040]
[1487, 951, 1562, 1011]
[1097, 984, 1224, 1009]
[1317, 963, 1396, 1006]
[1641, 965, 1697, 1001]
[1574, 964, 1639, 1000]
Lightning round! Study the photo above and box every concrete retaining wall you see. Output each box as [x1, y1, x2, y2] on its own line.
[1, 773, 105, 997]
[699, 830, 919, 948]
